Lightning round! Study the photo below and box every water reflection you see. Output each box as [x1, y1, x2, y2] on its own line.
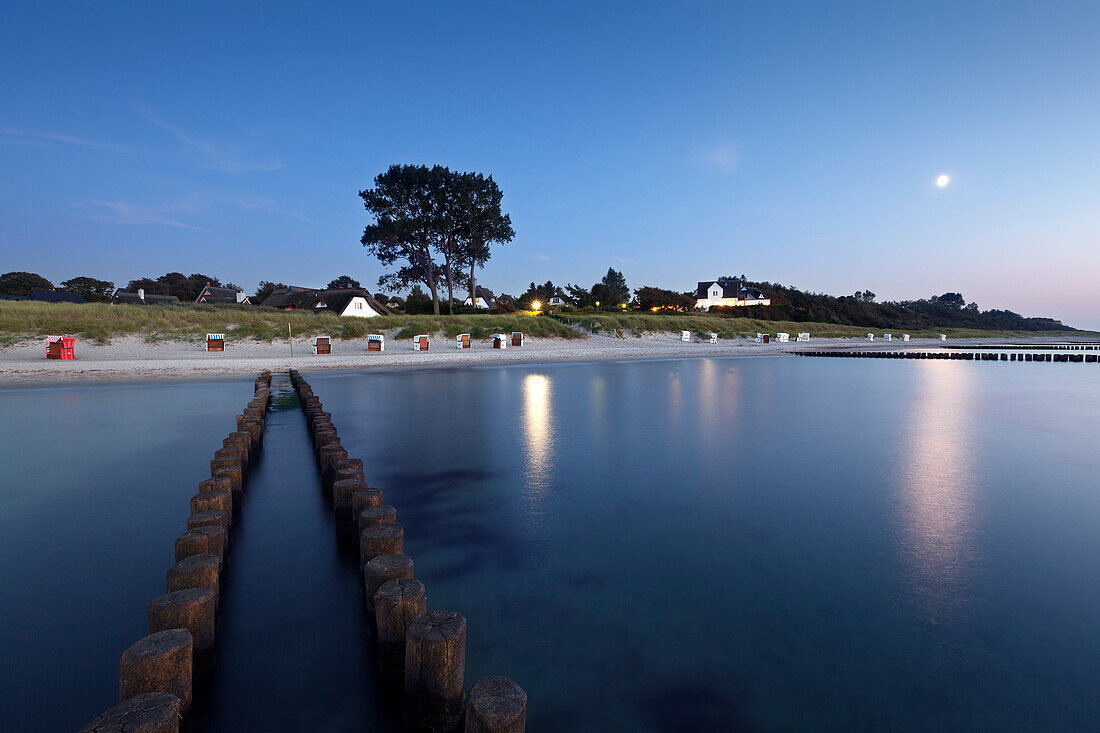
[898, 362, 978, 622]
[521, 374, 556, 513]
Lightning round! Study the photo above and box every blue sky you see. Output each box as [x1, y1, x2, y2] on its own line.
[2, 1, 1098, 327]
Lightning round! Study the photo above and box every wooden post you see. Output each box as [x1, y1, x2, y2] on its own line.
[360, 523, 403, 566]
[465, 676, 527, 733]
[375, 579, 426, 678]
[147, 589, 217, 668]
[363, 553, 414, 613]
[405, 611, 467, 733]
[166, 553, 221, 605]
[119, 630, 193, 716]
[79, 692, 182, 733]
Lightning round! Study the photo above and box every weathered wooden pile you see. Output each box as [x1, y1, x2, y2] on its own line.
[288, 369, 526, 733]
[798, 351, 1098, 362]
[80, 372, 272, 733]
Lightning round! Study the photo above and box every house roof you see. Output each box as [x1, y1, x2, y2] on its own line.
[111, 291, 180, 305]
[386, 296, 406, 306]
[28, 289, 86, 303]
[261, 286, 314, 309]
[472, 286, 495, 301]
[694, 281, 767, 300]
[196, 285, 245, 302]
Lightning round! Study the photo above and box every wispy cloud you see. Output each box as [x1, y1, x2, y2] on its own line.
[232, 195, 314, 221]
[528, 253, 551, 262]
[610, 255, 638, 265]
[0, 127, 141, 154]
[73, 200, 211, 232]
[137, 105, 282, 173]
[693, 143, 740, 174]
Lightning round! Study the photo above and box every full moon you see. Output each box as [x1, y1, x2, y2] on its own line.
[936, 174, 951, 188]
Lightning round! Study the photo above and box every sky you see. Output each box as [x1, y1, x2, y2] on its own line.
[1, 1, 1098, 327]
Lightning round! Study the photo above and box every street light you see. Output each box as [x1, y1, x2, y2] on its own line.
[532, 300, 541, 311]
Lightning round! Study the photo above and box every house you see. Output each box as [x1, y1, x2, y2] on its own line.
[693, 280, 771, 310]
[195, 284, 249, 304]
[261, 287, 391, 318]
[463, 286, 496, 309]
[547, 290, 571, 308]
[260, 286, 316, 309]
[111, 288, 181, 305]
[385, 296, 406, 310]
[27, 289, 86, 304]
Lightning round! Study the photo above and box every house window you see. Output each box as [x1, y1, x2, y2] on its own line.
[354, 302, 362, 309]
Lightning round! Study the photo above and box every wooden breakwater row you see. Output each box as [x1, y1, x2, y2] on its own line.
[798, 351, 1099, 362]
[288, 369, 526, 733]
[940, 343, 1100, 350]
[80, 372, 273, 733]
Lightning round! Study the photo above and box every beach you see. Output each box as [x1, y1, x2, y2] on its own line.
[0, 331, 1087, 383]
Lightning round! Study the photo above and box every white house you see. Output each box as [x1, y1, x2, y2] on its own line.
[693, 280, 770, 310]
[548, 290, 571, 308]
[463, 286, 496, 309]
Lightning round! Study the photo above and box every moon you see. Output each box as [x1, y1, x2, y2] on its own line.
[936, 174, 951, 188]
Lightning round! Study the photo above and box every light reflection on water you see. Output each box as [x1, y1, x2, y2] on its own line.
[521, 373, 555, 514]
[898, 361, 979, 623]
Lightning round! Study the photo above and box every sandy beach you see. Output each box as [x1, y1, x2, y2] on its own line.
[0, 331, 1084, 384]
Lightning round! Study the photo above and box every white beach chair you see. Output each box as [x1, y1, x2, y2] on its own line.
[413, 335, 429, 351]
[902, 334, 910, 342]
[776, 332, 790, 343]
[708, 332, 718, 344]
[938, 334, 947, 341]
[367, 334, 384, 351]
[796, 333, 810, 342]
[883, 333, 892, 341]
[867, 333, 875, 341]
[681, 331, 691, 342]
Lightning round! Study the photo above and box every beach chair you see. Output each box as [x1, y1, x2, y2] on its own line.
[413, 335, 429, 351]
[776, 333, 790, 343]
[457, 333, 471, 349]
[755, 333, 764, 343]
[902, 334, 910, 342]
[492, 333, 507, 349]
[938, 334, 947, 341]
[313, 336, 331, 355]
[511, 332, 524, 347]
[867, 333, 875, 342]
[45, 335, 75, 360]
[367, 334, 384, 351]
[796, 333, 810, 342]
[883, 334, 892, 341]
[206, 334, 225, 352]
[709, 333, 718, 344]
[681, 331, 691, 342]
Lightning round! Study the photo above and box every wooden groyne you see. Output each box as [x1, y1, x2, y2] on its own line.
[81, 372, 273, 733]
[288, 369, 526, 733]
[797, 351, 1098, 362]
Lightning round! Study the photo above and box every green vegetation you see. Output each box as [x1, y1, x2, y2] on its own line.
[0, 302, 580, 345]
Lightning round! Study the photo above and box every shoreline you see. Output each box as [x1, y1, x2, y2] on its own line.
[1, 332, 1096, 386]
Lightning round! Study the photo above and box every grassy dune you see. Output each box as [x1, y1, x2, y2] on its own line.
[0, 301, 1088, 346]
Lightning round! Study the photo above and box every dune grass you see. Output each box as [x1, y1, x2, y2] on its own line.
[0, 301, 1088, 346]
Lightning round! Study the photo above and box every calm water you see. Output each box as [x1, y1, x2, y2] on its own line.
[2, 358, 1100, 730]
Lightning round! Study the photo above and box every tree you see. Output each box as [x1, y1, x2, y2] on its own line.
[0, 271, 54, 295]
[454, 172, 514, 315]
[932, 292, 965, 308]
[636, 286, 695, 311]
[252, 281, 288, 305]
[565, 283, 592, 308]
[853, 290, 877, 303]
[517, 281, 557, 310]
[327, 275, 362, 290]
[598, 268, 629, 306]
[361, 164, 446, 315]
[60, 276, 114, 302]
[404, 284, 433, 314]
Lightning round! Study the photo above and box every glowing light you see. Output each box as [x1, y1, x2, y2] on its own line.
[531, 301, 541, 310]
[521, 374, 555, 507]
[936, 174, 950, 188]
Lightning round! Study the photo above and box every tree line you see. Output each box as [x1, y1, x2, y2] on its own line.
[0, 271, 116, 301]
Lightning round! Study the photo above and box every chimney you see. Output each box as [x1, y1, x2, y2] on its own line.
[138, 288, 145, 301]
